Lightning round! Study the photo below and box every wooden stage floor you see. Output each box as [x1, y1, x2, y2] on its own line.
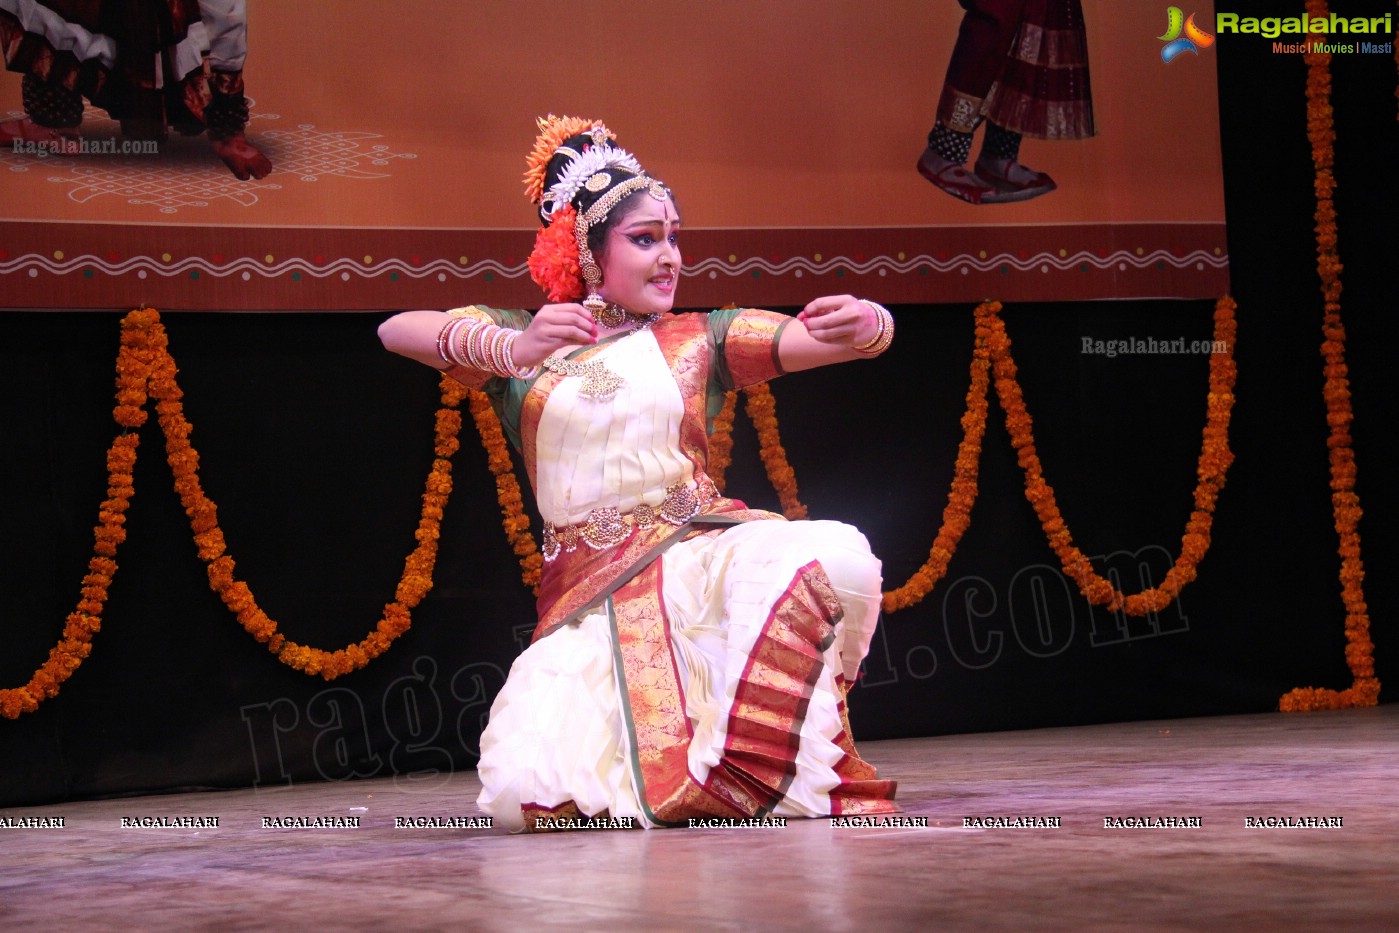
[2, 706, 1395, 931]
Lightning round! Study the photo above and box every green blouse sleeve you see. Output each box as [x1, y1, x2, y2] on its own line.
[471, 306, 535, 454]
[706, 308, 791, 432]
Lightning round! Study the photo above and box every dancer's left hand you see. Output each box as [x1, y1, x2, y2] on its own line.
[797, 295, 878, 347]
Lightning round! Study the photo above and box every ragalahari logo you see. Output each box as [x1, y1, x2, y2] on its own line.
[1160, 7, 1215, 62]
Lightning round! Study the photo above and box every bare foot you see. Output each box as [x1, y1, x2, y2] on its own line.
[212, 133, 273, 180]
[0, 118, 80, 153]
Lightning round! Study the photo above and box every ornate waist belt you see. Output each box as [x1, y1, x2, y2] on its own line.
[541, 474, 719, 562]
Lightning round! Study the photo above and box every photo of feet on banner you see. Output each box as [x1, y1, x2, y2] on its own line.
[0, 1, 1225, 310]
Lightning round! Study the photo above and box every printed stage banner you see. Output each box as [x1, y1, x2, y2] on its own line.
[0, 1, 1229, 311]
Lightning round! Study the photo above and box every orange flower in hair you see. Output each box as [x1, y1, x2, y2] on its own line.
[528, 204, 585, 302]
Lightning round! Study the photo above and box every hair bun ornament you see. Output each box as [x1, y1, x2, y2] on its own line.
[523, 114, 614, 208]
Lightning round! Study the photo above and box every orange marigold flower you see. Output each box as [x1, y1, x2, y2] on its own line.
[527, 205, 585, 302]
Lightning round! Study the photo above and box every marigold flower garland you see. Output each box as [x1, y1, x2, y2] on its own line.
[2, 307, 470, 715]
[707, 302, 744, 494]
[743, 382, 808, 520]
[989, 297, 1237, 614]
[708, 390, 739, 492]
[881, 302, 992, 613]
[465, 387, 543, 593]
[1279, 0, 1379, 711]
[721, 300, 1232, 616]
[596, 299, 1233, 618]
[156, 314, 466, 679]
[0, 314, 154, 719]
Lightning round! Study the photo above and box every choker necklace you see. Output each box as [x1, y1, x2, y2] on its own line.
[584, 295, 649, 330]
[542, 312, 661, 400]
[592, 301, 627, 329]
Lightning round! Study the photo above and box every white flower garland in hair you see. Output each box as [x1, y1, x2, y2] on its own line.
[540, 143, 645, 221]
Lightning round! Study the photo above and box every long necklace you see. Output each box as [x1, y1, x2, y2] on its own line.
[542, 312, 660, 400]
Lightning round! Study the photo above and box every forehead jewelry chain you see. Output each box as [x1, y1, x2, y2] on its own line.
[541, 313, 660, 400]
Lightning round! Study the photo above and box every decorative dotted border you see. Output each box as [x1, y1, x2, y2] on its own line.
[0, 248, 1229, 282]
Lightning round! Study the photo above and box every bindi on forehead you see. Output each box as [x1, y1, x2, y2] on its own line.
[632, 210, 679, 227]
[619, 197, 679, 226]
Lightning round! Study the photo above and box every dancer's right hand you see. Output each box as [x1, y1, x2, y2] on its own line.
[513, 303, 599, 369]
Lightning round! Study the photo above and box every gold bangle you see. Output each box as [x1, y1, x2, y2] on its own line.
[465, 320, 488, 370]
[437, 309, 538, 378]
[501, 329, 541, 379]
[853, 300, 886, 351]
[853, 300, 893, 355]
[869, 310, 895, 355]
[435, 318, 457, 366]
[440, 317, 473, 367]
[488, 327, 510, 375]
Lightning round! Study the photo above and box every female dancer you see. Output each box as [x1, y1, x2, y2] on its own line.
[380, 116, 898, 830]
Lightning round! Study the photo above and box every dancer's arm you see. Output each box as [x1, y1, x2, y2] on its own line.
[378, 304, 597, 372]
[778, 295, 893, 372]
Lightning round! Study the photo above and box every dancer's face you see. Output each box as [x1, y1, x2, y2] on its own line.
[597, 194, 681, 318]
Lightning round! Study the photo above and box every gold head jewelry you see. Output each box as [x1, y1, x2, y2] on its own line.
[572, 173, 667, 307]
